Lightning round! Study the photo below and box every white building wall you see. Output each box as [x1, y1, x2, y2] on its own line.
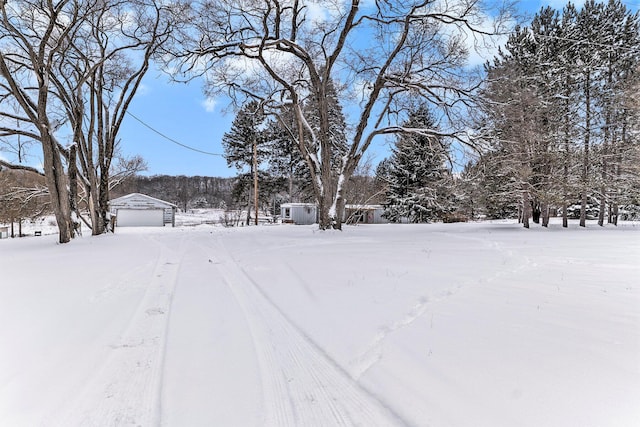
[281, 203, 317, 225]
[109, 193, 176, 227]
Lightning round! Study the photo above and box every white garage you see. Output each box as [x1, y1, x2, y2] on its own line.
[116, 208, 165, 227]
[109, 193, 177, 228]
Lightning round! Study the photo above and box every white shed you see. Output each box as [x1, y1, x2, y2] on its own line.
[280, 203, 317, 225]
[109, 193, 177, 227]
[344, 204, 389, 224]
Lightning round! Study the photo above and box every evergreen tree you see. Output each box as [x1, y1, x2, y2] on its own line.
[265, 105, 314, 202]
[593, 0, 640, 225]
[381, 106, 453, 223]
[222, 101, 268, 224]
[477, 1, 640, 227]
[266, 78, 348, 203]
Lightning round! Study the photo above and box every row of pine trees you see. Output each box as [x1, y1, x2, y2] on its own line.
[469, 0, 640, 227]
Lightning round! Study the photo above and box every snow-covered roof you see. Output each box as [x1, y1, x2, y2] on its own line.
[280, 203, 317, 208]
[344, 204, 384, 210]
[109, 193, 177, 209]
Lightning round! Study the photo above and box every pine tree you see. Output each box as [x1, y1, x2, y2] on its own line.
[265, 105, 314, 202]
[222, 101, 268, 225]
[381, 106, 453, 223]
[477, 1, 640, 227]
[593, 0, 640, 225]
[266, 78, 348, 203]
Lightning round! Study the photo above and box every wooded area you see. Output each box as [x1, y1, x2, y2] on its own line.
[1, 0, 638, 241]
[473, 1, 640, 228]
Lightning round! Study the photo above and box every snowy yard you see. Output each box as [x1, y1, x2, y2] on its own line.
[0, 220, 639, 426]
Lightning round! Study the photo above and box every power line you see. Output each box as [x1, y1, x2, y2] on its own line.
[125, 111, 224, 157]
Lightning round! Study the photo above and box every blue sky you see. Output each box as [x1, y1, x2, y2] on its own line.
[52, 0, 640, 178]
[117, 75, 233, 177]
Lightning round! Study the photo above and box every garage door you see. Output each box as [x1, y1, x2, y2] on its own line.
[116, 209, 164, 227]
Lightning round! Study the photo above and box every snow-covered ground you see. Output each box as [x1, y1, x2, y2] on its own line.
[1, 220, 639, 426]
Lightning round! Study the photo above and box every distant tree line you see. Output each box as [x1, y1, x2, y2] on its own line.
[0, 167, 50, 237]
[113, 175, 236, 212]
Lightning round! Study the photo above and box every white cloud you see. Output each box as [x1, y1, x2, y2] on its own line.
[305, 0, 350, 26]
[433, 1, 516, 68]
[137, 83, 151, 96]
[201, 97, 218, 113]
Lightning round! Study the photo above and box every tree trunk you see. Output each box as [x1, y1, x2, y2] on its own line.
[597, 186, 606, 227]
[598, 103, 610, 227]
[541, 202, 549, 227]
[97, 169, 110, 235]
[319, 158, 339, 230]
[562, 78, 571, 229]
[580, 71, 591, 228]
[532, 200, 541, 224]
[598, 61, 614, 227]
[246, 169, 252, 226]
[41, 134, 73, 243]
[253, 135, 258, 226]
[522, 190, 530, 229]
[69, 145, 83, 235]
[288, 159, 294, 203]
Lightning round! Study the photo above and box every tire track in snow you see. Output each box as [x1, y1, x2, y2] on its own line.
[207, 236, 408, 427]
[52, 234, 187, 427]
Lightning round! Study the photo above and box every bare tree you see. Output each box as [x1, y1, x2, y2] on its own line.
[52, 0, 172, 234]
[0, 167, 49, 237]
[0, 0, 172, 240]
[109, 153, 148, 192]
[0, 0, 81, 242]
[167, 0, 514, 229]
[0, 102, 35, 163]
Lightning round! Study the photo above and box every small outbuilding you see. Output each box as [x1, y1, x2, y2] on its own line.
[109, 193, 177, 227]
[344, 204, 389, 224]
[280, 203, 317, 225]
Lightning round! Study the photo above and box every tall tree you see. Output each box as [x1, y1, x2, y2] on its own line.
[381, 105, 453, 223]
[478, 1, 640, 227]
[593, 0, 640, 226]
[265, 105, 308, 202]
[222, 101, 268, 225]
[0, 0, 79, 242]
[266, 78, 348, 203]
[575, 1, 604, 227]
[53, 0, 173, 234]
[0, 0, 172, 241]
[167, 0, 514, 229]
